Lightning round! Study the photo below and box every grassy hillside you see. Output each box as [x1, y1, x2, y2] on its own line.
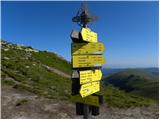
[104, 69, 159, 100]
[101, 84, 155, 107]
[32, 51, 71, 74]
[1, 40, 71, 100]
[1, 40, 157, 107]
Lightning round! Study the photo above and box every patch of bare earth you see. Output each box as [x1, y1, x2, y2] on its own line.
[1, 85, 159, 119]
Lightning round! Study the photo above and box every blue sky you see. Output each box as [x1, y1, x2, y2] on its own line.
[2, 1, 159, 68]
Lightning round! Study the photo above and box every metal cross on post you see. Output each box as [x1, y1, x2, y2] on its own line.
[71, 2, 106, 119]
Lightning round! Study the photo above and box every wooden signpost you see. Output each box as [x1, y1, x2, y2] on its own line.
[71, 95, 99, 106]
[71, 2, 106, 119]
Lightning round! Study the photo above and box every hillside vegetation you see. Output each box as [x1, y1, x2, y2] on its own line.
[103, 69, 159, 100]
[101, 85, 155, 107]
[1, 40, 71, 100]
[1, 40, 157, 108]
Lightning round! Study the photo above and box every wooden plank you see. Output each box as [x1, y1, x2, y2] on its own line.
[71, 30, 79, 39]
[71, 95, 99, 107]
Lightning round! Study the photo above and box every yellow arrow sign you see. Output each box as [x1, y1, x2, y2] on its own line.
[72, 55, 105, 68]
[72, 42, 105, 55]
[81, 28, 98, 43]
[71, 95, 99, 107]
[80, 69, 102, 84]
[80, 81, 100, 98]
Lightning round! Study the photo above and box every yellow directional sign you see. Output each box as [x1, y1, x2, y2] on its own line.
[80, 69, 102, 84]
[72, 55, 105, 68]
[71, 95, 99, 107]
[81, 28, 97, 43]
[72, 42, 105, 55]
[80, 81, 100, 98]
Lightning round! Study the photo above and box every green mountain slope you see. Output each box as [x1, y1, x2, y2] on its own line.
[103, 69, 159, 100]
[102, 85, 155, 107]
[1, 40, 71, 100]
[1, 40, 156, 107]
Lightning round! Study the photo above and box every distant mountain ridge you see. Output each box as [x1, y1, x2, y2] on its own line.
[102, 67, 159, 78]
[103, 69, 159, 100]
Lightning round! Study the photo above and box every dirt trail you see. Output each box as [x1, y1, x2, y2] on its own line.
[1, 85, 159, 119]
[42, 64, 70, 78]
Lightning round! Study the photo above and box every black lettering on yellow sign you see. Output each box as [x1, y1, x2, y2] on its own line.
[81, 28, 98, 43]
[72, 42, 105, 55]
[72, 55, 105, 68]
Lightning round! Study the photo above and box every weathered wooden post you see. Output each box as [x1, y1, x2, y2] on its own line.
[71, 2, 106, 119]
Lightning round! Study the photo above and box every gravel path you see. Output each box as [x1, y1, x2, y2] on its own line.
[42, 64, 70, 78]
[1, 85, 159, 119]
